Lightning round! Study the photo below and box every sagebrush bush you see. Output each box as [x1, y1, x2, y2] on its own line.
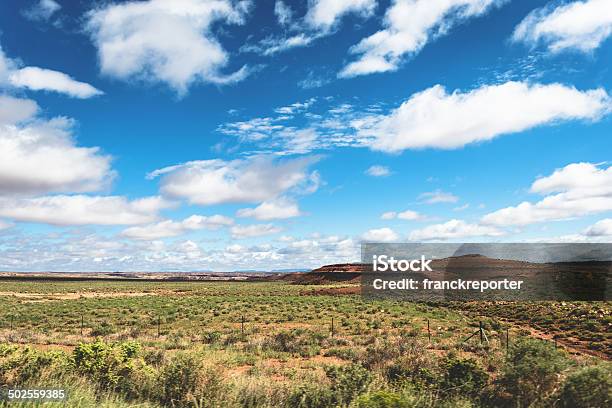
[558, 364, 612, 408]
[325, 363, 372, 406]
[158, 353, 201, 407]
[494, 339, 570, 407]
[287, 384, 335, 408]
[441, 356, 489, 397]
[0, 345, 67, 385]
[265, 329, 325, 357]
[353, 390, 412, 408]
[73, 340, 155, 399]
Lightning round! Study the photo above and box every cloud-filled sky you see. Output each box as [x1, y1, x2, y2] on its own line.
[0, 0, 611, 271]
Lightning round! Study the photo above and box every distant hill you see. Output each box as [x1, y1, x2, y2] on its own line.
[310, 263, 367, 273]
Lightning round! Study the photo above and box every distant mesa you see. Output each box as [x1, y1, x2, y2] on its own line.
[310, 263, 367, 273]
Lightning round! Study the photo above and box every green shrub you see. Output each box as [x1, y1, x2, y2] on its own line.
[441, 356, 488, 397]
[325, 363, 372, 406]
[353, 390, 413, 408]
[495, 339, 570, 407]
[266, 329, 325, 357]
[158, 353, 201, 407]
[558, 364, 612, 408]
[90, 321, 115, 337]
[287, 384, 335, 408]
[0, 346, 68, 385]
[73, 340, 154, 398]
[386, 363, 438, 390]
[324, 347, 359, 362]
[201, 330, 222, 344]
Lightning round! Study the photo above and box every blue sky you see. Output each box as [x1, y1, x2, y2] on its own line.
[0, 0, 611, 271]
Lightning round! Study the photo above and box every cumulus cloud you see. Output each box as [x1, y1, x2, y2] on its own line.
[340, 0, 506, 77]
[482, 162, 612, 227]
[0, 95, 38, 125]
[148, 155, 320, 205]
[0, 195, 170, 226]
[365, 165, 390, 177]
[122, 214, 233, 240]
[512, 0, 612, 54]
[0, 96, 114, 196]
[584, 218, 612, 237]
[23, 0, 61, 22]
[361, 227, 399, 242]
[237, 198, 302, 220]
[357, 81, 610, 152]
[86, 0, 252, 93]
[231, 223, 282, 239]
[381, 209, 422, 220]
[419, 190, 458, 204]
[409, 219, 503, 241]
[0, 45, 102, 98]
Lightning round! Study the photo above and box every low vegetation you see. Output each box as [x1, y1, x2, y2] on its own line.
[0, 280, 609, 407]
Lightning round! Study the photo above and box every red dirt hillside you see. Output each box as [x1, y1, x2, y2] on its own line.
[282, 263, 366, 284]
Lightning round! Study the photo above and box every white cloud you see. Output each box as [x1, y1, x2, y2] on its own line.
[237, 198, 302, 220]
[482, 162, 612, 227]
[409, 219, 503, 241]
[148, 155, 320, 205]
[23, 0, 61, 22]
[0, 45, 102, 98]
[512, 0, 612, 53]
[218, 116, 287, 142]
[361, 227, 399, 242]
[453, 203, 470, 211]
[357, 81, 610, 152]
[419, 190, 458, 204]
[0, 195, 170, 226]
[231, 223, 282, 239]
[244, 0, 375, 56]
[274, 0, 293, 26]
[340, 0, 506, 77]
[381, 209, 422, 220]
[0, 95, 38, 125]
[584, 218, 612, 237]
[274, 98, 316, 115]
[305, 0, 376, 30]
[0, 220, 12, 230]
[241, 33, 318, 56]
[0, 97, 114, 195]
[86, 0, 252, 93]
[9, 67, 103, 99]
[365, 165, 391, 177]
[122, 214, 233, 240]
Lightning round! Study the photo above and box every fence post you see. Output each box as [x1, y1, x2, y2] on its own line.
[241, 315, 245, 336]
[427, 319, 431, 343]
[506, 327, 509, 354]
[479, 321, 483, 344]
[157, 316, 161, 337]
[331, 317, 335, 337]
[10, 316, 13, 331]
[81, 314, 84, 336]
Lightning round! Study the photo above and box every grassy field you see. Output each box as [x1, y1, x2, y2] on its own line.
[0, 279, 610, 407]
